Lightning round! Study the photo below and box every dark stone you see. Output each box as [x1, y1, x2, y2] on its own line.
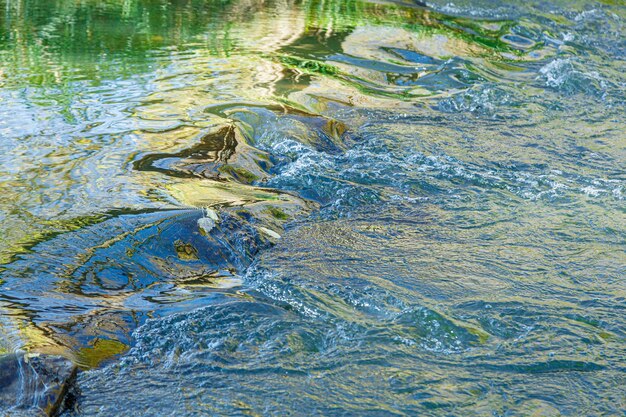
[0, 353, 77, 416]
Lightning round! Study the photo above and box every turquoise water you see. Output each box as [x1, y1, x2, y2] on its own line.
[0, 0, 625, 415]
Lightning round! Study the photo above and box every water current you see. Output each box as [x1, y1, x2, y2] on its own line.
[0, 0, 624, 415]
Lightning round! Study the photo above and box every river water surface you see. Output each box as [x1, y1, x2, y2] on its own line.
[0, 0, 625, 415]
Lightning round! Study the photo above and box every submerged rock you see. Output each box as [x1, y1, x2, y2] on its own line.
[133, 123, 272, 184]
[0, 185, 316, 367]
[0, 352, 77, 416]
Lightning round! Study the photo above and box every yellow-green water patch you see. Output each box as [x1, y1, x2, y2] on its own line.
[76, 338, 129, 369]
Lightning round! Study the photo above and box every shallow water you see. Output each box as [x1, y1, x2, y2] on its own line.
[0, 0, 625, 415]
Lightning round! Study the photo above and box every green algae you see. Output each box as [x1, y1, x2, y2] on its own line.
[265, 206, 289, 220]
[218, 166, 261, 184]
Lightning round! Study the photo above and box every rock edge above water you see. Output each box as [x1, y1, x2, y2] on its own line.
[0, 352, 77, 416]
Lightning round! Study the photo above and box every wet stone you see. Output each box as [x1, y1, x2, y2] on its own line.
[133, 124, 272, 184]
[0, 352, 77, 416]
[0, 202, 307, 363]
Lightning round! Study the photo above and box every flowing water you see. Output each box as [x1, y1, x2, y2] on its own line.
[0, 0, 625, 415]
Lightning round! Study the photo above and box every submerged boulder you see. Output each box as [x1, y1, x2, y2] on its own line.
[0, 352, 77, 416]
[133, 123, 272, 184]
[0, 185, 316, 368]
